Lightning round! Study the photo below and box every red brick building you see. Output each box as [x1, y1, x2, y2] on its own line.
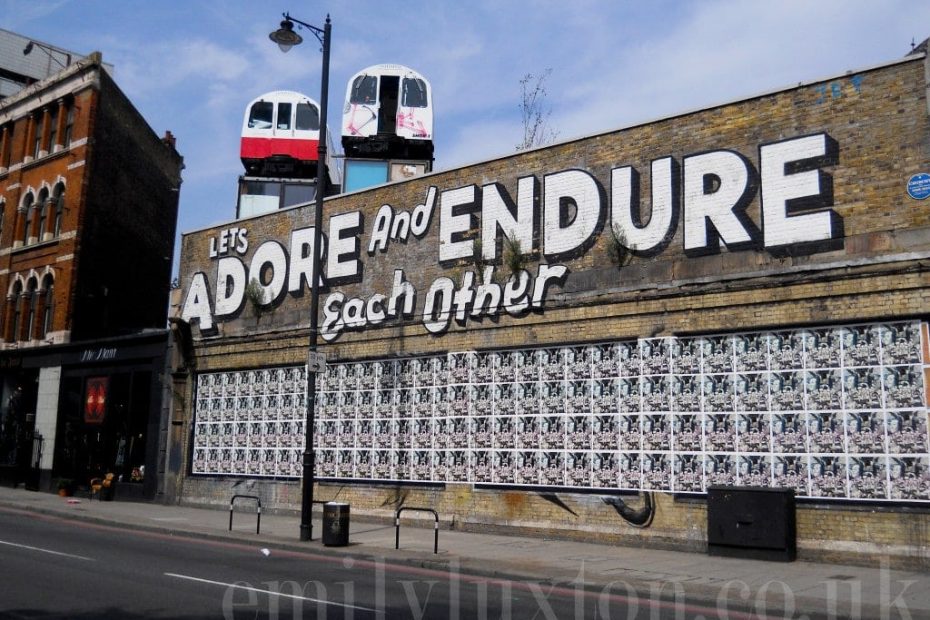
[0, 50, 183, 496]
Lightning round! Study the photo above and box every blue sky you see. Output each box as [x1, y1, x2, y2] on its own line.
[3, 0, 929, 272]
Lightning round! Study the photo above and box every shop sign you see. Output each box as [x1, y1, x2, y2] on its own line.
[80, 347, 118, 363]
[84, 376, 108, 425]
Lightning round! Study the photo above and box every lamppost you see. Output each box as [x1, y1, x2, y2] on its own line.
[269, 12, 331, 542]
[23, 40, 72, 70]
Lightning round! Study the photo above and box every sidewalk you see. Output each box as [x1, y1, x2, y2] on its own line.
[0, 486, 927, 619]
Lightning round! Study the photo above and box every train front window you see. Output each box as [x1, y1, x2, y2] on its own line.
[296, 103, 320, 130]
[350, 75, 378, 105]
[248, 102, 273, 129]
[402, 78, 428, 108]
[277, 103, 292, 130]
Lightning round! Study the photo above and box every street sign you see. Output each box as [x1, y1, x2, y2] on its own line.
[307, 351, 327, 373]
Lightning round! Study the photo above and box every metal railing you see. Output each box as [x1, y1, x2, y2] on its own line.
[394, 507, 439, 554]
[229, 494, 262, 534]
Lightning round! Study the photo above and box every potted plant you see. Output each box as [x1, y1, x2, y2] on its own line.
[56, 478, 74, 497]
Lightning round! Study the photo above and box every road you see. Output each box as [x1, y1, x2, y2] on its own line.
[0, 507, 761, 619]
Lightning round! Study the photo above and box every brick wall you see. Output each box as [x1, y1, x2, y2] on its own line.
[174, 53, 930, 567]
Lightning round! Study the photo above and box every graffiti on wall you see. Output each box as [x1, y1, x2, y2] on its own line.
[191, 320, 930, 502]
[181, 133, 843, 340]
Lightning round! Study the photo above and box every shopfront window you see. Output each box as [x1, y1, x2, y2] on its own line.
[53, 370, 155, 491]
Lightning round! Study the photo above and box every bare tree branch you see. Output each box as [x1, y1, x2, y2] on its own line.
[516, 68, 559, 151]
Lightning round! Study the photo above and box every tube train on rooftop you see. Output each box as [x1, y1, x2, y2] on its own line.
[238, 64, 433, 196]
[239, 90, 336, 182]
[341, 63, 434, 160]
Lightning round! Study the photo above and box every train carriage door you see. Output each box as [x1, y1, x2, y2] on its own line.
[276, 101, 293, 140]
[378, 75, 399, 135]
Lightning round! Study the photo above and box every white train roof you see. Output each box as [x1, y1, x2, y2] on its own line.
[348, 64, 429, 81]
[245, 90, 321, 106]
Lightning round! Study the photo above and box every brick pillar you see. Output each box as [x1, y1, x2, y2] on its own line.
[33, 293, 46, 341]
[28, 202, 39, 244]
[53, 100, 66, 152]
[2, 295, 14, 342]
[0, 125, 9, 171]
[13, 205, 26, 249]
[17, 293, 30, 342]
[44, 197, 57, 239]
[38, 107, 51, 158]
[23, 113, 35, 163]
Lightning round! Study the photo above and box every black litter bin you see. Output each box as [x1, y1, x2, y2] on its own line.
[322, 502, 350, 546]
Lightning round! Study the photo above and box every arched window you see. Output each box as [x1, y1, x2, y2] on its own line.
[11, 281, 22, 341]
[21, 193, 33, 245]
[36, 188, 49, 242]
[52, 183, 65, 237]
[41, 274, 54, 339]
[25, 278, 38, 341]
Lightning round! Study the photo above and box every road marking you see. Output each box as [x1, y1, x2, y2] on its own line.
[164, 573, 377, 612]
[149, 517, 189, 522]
[0, 539, 94, 561]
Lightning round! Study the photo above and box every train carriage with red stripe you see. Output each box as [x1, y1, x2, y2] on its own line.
[240, 90, 333, 180]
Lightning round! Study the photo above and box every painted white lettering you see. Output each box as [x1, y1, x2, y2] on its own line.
[366, 294, 387, 325]
[410, 186, 437, 237]
[390, 210, 411, 240]
[452, 271, 476, 324]
[471, 267, 501, 317]
[544, 170, 602, 259]
[531, 264, 567, 308]
[387, 270, 415, 318]
[481, 177, 535, 260]
[761, 133, 835, 247]
[321, 292, 345, 342]
[683, 151, 754, 251]
[214, 257, 246, 317]
[368, 205, 393, 254]
[249, 241, 286, 306]
[439, 185, 478, 262]
[610, 158, 676, 253]
[503, 270, 531, 315]
[209, 237, 218, 258]
[236, 228, 248, 254]
[287, 227, 323, 293]
[423, 277, 454, 333]
[328, 211, 361, 281]
[342, 297, 366, 329]
[181, 272, 213, 330]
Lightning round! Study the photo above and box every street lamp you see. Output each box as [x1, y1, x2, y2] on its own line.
[269, 12, 331, 542]
[23, 40, 72, 70]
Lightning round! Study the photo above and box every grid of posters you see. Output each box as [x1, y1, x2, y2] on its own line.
[191, 320, 930, 501]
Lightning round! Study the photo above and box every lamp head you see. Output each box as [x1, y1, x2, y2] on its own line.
[23, 41, 34, 56]
[269, 19, 303, 53]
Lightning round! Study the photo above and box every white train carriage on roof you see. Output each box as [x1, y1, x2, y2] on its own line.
[341, 64, 433, 160]
[240, 90, 335, 180]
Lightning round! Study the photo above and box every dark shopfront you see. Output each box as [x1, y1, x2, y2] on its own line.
[0, 331, 168, 498]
